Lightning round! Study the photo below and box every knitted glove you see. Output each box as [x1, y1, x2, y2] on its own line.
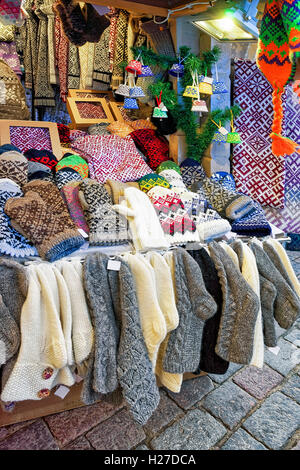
[5, 191, 85, 262]
[0, 151, 28, 186]
[78, 178, 130, 246]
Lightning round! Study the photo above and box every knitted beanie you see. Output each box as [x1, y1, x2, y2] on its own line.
[130, 129, 169, 171]
[163, 247, 218, 374]
[249, 240, 300, 329]
[231, 240, 264, 369]
[208, 241, 260, 364]
[263, 239, 300, 297]
[56, 154, 89, 179]
[24, 149, 58, 170]
[138, 173, 171, 193]
[231, 201, 272, 237]
[180, 158, 206, 188]
[61, 182, 89, 233]
[28, 160, 52, 178]
[113, 187, 170, 251]
[0, 151, 28, 186]
[0, 144, 21, 155]
[78, 178, 130, 246]
[187, 248, 229, 375]
[0, 258, 28, 367]
[55, 168, 83, 190]
[0, 179, 37, 258]
[5, 192, 85, 262]
[192, 177, 255, 221]
[122, 253, 167, 370]
[147, 186, 200, 245]
[156, 160, 181, 175]
[1, 264, 68, 402]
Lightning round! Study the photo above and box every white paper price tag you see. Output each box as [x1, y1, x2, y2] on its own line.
[78, 228, 89, 239]
[219, 127, 229, 136]
[107, 259, 121, 271]
[267, 346, 280, 355]
[54, 385, 70, 399]
[203, 76, 213, 84]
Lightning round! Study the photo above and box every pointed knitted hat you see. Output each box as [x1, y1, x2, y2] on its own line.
[257, 0, 300, 156]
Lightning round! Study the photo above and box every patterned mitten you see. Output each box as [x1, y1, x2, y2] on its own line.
[158, 169, 187, 191]
[55, 168, 83, 190]
[78, 179, 130, 245]
[0, 179, 37, 258]
[180, 158, 206, 188]
[0, 151, 28, 186]
[5, 191, 85, 261]
[61, 182, 89, 233]
[130, 129, 169, 171]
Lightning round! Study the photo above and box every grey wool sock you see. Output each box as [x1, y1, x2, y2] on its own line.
[249, 241, 300, 330]
[162, 247, 217, 374]
[208, 241, 260, 364]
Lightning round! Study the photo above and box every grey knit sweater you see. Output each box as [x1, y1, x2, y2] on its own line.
[209, 242, 260, 364]
[263, 241, 299, 294]
[250, 242, 300, 329]
[163, 247, 217, 374]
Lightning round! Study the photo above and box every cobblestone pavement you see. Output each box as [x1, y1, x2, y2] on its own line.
[0, 251, 300, 451]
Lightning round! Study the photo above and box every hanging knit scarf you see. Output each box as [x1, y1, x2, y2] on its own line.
[93, 25, 111, 85]
[68, 42, 80, 90]
[257, 0, 300, 156]
[22, 0, 38, 90]
[54, 12, 69, 102]
[42, 0, 58, 85]
[108, 8, 119, 73]
[79, 41, 95, 89]
[111, 9, 129, 90]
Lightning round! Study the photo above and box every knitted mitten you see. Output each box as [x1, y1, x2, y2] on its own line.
[55, 168, 83, 190]
[138, 173, 171, 193]
[57, 123, 71, 144]
[158, 169, 187, 190]
[55, 154, 89, 179]
[0, 144, 21, 155]
[0, 151, 28, 186]
[24, 149, 58, 170]
[231, 201, 271, 237]
[78, 179, 130, 245]
[156, 160, 181, 175]
[0, 179, 37, 257]
[130, 129, 169, 171]
[191, 176, 255, 220]
[180, 158, 206, 188]
[5, 191, 85, 262]
[61, 182, 89, 233]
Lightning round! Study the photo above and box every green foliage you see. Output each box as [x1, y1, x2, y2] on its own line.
[131, 45, 176, 70]
[148, 81, 177, 110]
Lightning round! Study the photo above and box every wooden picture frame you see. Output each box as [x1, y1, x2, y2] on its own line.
[68, 89, 115, 102]
[108, 101, 136, 124]
[66, 97, 115, 129]
[0, 120, 63, 160]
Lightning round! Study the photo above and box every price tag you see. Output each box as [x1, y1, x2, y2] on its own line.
[267, 346, 280, 355]
[219, 127, 229, 136]
[107, 259, 121, 271]
[54, 385, 70, 399]
[78, 228, 89, 239]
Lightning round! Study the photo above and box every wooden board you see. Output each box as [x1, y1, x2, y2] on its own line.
[0, 372, 206, 427]
[66, 97, 115, 129]
[68, 89, 115, 101]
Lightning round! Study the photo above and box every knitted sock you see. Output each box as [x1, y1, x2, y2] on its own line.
[24, 149, 58, 170]
[0, 151, 28, 187]
[56, 154, 89, 179]
[138, 173, 171, 193]
[0, 179, 37, 258]
[61, 182, 89, 233]
[78, 178, 130, 245]
[180, 158, 206, 188]
[5, 191, 85, 262]
[55, 168, 83, 190]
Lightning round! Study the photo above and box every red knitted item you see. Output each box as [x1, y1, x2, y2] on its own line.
[57, 123, 71, 144]
[130, 129, 169, 171]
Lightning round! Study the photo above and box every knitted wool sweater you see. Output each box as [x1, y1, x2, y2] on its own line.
[163, 247, 217, 374]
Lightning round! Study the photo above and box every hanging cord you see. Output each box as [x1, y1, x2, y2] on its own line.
[153, 1, 217, 24]
[230, 109, 235, 132]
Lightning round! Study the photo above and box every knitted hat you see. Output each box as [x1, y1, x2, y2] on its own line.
[0, 151, 28, 186]
[55, 168, 83, 190]
[249, 240, 300, 330]
[257, 1, 300, 156]
[208, 241, 260, 364]
[28, 160, 52, 178]
[187, 248, 229, 375]
[78, 178, 130, 246]
[24, 149, 58, 170]
[162, 248, 217, 374]
[156, 160, 181, 175]
[56, 154, 89, 179]
[138, 173, 171, 193]
[231, 201, 272, 237]
[0, 144, 21, 155]
[180, 158, 206, 188]
[28, 171, 55, 184]
[1, 264, 68, 402]
[152, 111, 177, 136]
[113, 187, 170, 251]
[0, 179, 37, 258]
[61, 182, 89, 233]
[5, 190, 85, 262]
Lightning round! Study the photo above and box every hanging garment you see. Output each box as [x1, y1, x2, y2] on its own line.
[0, 41, 22, 77]
[54, 14, 69, 102]
[79, 41, 95, 89]
[108, 7, 119, 73]
[22, 0, 39, 90]
[111, 9, 129, 89]
[0, 59, 30, 120]
[208, 241, 260, 365]
[93, 25, 111, 86]
[187, 248, 229, 375]
[259, 273, 278, 347]
[40, 0, 58, 85]
[162, 247, 217, 374]
[68, 42, 80, 90]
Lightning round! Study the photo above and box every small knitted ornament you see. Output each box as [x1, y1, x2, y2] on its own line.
[156, 160, 181, 175]
[61, 182, 89, 233]
[180, 158, 206, 188]
[55, 168, 83, 190]
[78, 178, 130, 245]
[130, 129, 169, 171]
[55, 154, 89, 179]
[107, 121, 134, 138]
[138, 173, 171, 193]
[257, 0, 300, 156]
[24, 149, 58, 170]
[0, 179, 37, 258]
[0, 151, 28, 187]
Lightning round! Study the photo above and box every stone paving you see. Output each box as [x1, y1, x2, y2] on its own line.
[0, 250, 299, 451]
